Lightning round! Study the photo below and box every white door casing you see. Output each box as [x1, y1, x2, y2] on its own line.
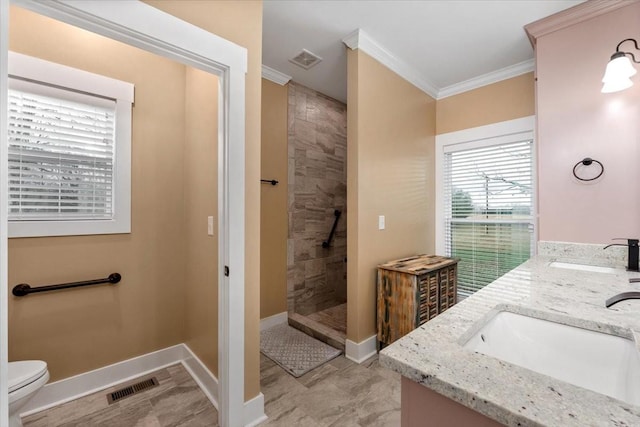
[0, 0, 9, 423]
[0, 1, 248, 426]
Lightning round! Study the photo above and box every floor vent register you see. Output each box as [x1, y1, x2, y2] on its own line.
[107, 377, 159, 404]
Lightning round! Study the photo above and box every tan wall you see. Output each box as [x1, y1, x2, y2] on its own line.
[184, 68, 219, 375]
[260, 79, 288, 319]
[435, 72, 535, 135]
[8, 7, 187, 381]
[145, 0, 263, 400]
[9, 0, 263, 402]
[347, 50, 436, 342]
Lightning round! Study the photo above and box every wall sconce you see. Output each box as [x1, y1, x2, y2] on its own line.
[602, 38, 638, 93]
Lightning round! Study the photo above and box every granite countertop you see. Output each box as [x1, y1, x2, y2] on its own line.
[379, 243, 640, 426]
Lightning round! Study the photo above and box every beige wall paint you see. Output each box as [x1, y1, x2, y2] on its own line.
[436, 73, 535, 135]
[184, 68, 219, 376]
[8, 7, 187, 381]
[260, 79, 288, 319]
[347, 50, 361, 341]
[145, 0, 263, 400]
[347, 49, 436, 342]
[9, 1, 261, 401]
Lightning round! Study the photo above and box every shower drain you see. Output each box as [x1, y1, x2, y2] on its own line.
[107, 377, 159, 404]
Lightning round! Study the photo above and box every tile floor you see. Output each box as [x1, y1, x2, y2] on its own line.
[260, 353, 400, 426]
[306, 303, 347, 335]
[22, 353, 400, 426]
[22, 364, 217, 427]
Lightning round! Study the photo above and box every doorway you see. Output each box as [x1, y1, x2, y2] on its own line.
[286, 82, 348, 349]
[0, 1, 247, 426]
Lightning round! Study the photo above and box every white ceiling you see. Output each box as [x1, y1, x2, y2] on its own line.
[262, 0, 584, 102]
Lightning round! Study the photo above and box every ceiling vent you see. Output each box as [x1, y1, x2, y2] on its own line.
[289, 49, 322, 70]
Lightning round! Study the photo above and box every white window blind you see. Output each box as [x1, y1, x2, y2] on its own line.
[443, 139, 534, 296]
[8, 80, 116, 221]
[7, 51, 134, 238]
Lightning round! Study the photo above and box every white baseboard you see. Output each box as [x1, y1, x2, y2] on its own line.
[260, 311, 288, 331]
[180, 345, 219, 410]
[345, 335, 377, 364]
[21, 344, 186, 416]
[244, 392, 268, 427]
[20, 344, 266, 426]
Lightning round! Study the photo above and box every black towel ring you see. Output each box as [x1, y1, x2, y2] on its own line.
[573, 158, 604, 181]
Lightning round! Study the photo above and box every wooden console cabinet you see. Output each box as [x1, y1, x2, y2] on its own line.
[377, 254, 458, 346]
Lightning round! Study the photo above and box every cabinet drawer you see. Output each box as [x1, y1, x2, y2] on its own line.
[438, 265, 457, 312]
[418, 274, 438, 324]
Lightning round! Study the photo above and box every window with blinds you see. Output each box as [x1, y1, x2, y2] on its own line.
[443, 138, 534, 296]
[7, 51, 134, 238]
[8, 82, 116, 221]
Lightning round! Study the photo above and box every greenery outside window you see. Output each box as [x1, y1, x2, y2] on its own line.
[443, 135, 534, 297]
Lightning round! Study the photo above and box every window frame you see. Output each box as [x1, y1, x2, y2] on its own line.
[7, 51, 134, 238]
[435, 116, 537, 297]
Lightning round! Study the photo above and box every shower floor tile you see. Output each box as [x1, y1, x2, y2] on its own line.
[307, 303, 347, 335]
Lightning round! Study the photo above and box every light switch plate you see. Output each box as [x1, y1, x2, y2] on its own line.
[378, 215, 385, 230]
[207, 216, 214, 236]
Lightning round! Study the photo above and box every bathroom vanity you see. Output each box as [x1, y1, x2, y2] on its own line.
[380, 243, 640, 426]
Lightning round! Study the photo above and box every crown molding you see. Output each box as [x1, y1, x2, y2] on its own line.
[341, 29, 360, 50]
[261, 65, 291, 86]
[438, 59, 535, 99]
[525, 0, 635, 47]
[342, 28, 533, 100]
[342, 28, 439, 99]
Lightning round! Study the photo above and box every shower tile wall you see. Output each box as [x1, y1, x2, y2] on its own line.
[287, 82, 347, 316]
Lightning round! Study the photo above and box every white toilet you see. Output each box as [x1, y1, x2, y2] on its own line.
[8, 361, 49, 427]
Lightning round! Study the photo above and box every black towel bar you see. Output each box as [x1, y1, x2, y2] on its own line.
[12, 273, 122, 297]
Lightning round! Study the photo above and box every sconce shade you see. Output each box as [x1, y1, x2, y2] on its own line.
[603, 54, 637, 81]
[601, 39, 639, 93]
[602, 77, 633, 93]
[601, 53, 637, 93]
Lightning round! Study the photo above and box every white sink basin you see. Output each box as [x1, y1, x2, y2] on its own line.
[464, 311, 640, 405]
[549, 261, 617, 274]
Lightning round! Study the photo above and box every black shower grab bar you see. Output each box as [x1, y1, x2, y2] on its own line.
[12, 273, 122, 297]
[322, 210, 342, 248]
[261, 179, 279, 186]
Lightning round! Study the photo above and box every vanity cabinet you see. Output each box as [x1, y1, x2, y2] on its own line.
[377, 254, 458, 346]
[401, 377, 502, 426]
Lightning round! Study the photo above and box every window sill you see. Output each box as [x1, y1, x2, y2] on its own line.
[8, 218, 131, 238]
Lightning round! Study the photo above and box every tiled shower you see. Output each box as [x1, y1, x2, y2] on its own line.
[287, 82, 347, 339]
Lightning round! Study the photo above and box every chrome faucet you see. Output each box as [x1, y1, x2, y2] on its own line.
[604, 238, 639, 272]
[606, 291, 640, 308]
